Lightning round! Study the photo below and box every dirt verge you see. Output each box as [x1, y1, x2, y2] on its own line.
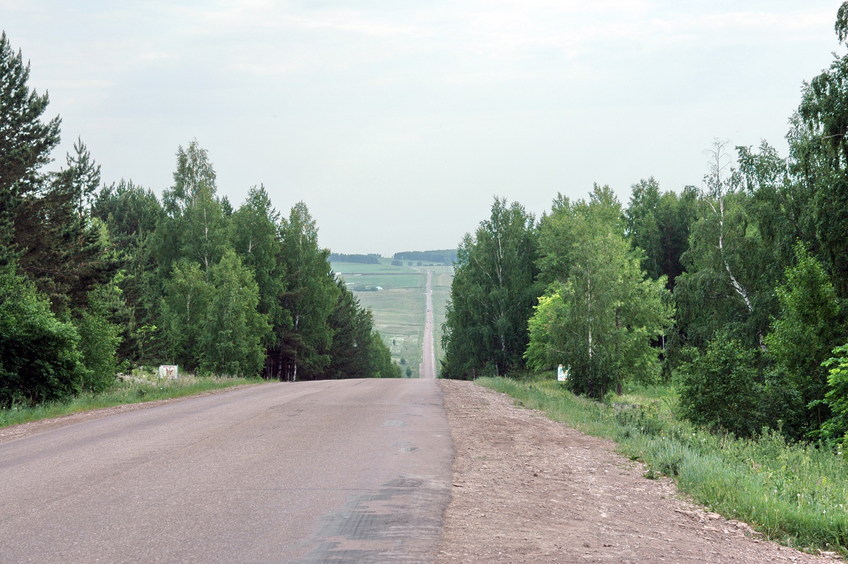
[436, 379, 838, 563]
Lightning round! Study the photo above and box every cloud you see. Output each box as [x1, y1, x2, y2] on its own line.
[136, 51, 180, 62]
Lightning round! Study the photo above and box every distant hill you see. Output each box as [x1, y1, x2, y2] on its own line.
[393, 249, 457, 265]
[329, 253, 381, 264]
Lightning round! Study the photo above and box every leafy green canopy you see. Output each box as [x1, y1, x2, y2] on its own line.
[0, 264, 84, 407]
[441, 198, 541, 379]
[527, 185, 673, 399]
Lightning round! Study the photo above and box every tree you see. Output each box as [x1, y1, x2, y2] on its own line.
[737, 141, 813, 270]
[625, 178, 698, 289]
[180, 182, 229, 273]
[793, 9, 848, 298]
[674, 143, 776, 350]
[326, 281, 375, 379]
[199, 250, 270, 376]
[271, 202, 338, 381]
[625, 178, 663, 279]
[0, 31, 61, 261]
[76, 281, 122, 392]
[765, 244, 842, 433]
[528, 186, 673, 398]
[94, 180, 164, 255]
[231, 186, 289, 337]
[92, 181, 166, 364]
[442, 197, 541, 379]
[161, 261, 211, 371]
[165, 139, 217, 215]
[370, 331, 401, 378]
[154, 140, 223, 278]
[7, 130, 114, 316]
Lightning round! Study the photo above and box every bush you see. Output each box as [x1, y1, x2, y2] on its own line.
[75, 282, 123, 392]
[0, 264, 85, 406]
[815, 343, 848, 445]
[76, 309, 120, 392]
[677, 337, 763, 437]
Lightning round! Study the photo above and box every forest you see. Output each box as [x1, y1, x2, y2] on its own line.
[393, 249, 458, 265]
[442, 6, 848, 445]
[0, 31, 399, 408]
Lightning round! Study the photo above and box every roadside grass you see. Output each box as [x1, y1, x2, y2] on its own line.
[477, 375, 848, 555]
[0, 371, 264, 429]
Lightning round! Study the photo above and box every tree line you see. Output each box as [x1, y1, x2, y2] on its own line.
[443, 4, 848, 444]
[328, 253, 381, 264]
[393, 249, 457, 265]
[0, 32, 399, 408]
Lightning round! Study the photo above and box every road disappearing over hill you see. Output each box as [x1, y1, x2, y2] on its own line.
[420, 270, 436, 379]
[0, 379, 452, 563]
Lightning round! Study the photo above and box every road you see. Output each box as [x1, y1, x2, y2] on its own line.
[0, 379, 452, 563]
[420, 270, 436, 379]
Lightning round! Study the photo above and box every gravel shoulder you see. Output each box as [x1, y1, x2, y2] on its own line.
[436, 379, 838, 563]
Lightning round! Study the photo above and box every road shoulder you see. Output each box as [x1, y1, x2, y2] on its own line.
[436, 379, 832, 563]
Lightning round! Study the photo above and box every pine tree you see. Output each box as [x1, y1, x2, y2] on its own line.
[0, 31, 61, 261]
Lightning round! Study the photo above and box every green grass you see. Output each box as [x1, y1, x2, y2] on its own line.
[0, 373, 265, 429]
[330, 259, 419, 274]
[342, 273, 425, 289]
[478, 375, 848, 555]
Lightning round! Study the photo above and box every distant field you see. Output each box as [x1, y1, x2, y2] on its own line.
[332, 260, 453, 378]
[331, 261, 419, 275]
[340, 273, 424, 289]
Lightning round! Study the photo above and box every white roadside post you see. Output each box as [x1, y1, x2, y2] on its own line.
[557, 364, 566, 382]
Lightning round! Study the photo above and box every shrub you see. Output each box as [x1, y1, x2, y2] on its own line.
[677, 337, 763, 437]
[0, 264, 85, 406]
[815, 343, 848, 445]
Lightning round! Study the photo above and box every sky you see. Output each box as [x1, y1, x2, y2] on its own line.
[1, 1, 844, 255]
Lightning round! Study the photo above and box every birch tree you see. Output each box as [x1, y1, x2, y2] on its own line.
[528, 186, 672, 398]
[441, 198, 541, 379]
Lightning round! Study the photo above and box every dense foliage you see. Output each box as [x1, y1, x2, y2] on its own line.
[328, 253, 381, 264]
[441, 198, 541, 378]
[0, 32, 399, 406]
[442, 4, 848, 444]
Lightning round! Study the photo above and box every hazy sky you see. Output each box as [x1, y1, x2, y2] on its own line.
[2, 1, 843, 255]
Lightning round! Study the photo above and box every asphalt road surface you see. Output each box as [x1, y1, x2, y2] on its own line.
[0, 379, 452, 563]
[420, 270, 436, 380]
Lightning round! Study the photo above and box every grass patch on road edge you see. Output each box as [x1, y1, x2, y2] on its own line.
[0, 374, 264, 429]
[477, 375, 848, 556]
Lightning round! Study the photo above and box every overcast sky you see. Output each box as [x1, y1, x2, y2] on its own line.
[2, 1, 843, 255]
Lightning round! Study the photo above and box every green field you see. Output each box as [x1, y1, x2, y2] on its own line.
[331, 262, 419, 275]
[332, 259, 453, 377]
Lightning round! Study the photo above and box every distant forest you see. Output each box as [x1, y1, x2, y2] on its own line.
[393, 249, 457, 265]
[329, 253, 381, 264]
[0, 31, 400, 408]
